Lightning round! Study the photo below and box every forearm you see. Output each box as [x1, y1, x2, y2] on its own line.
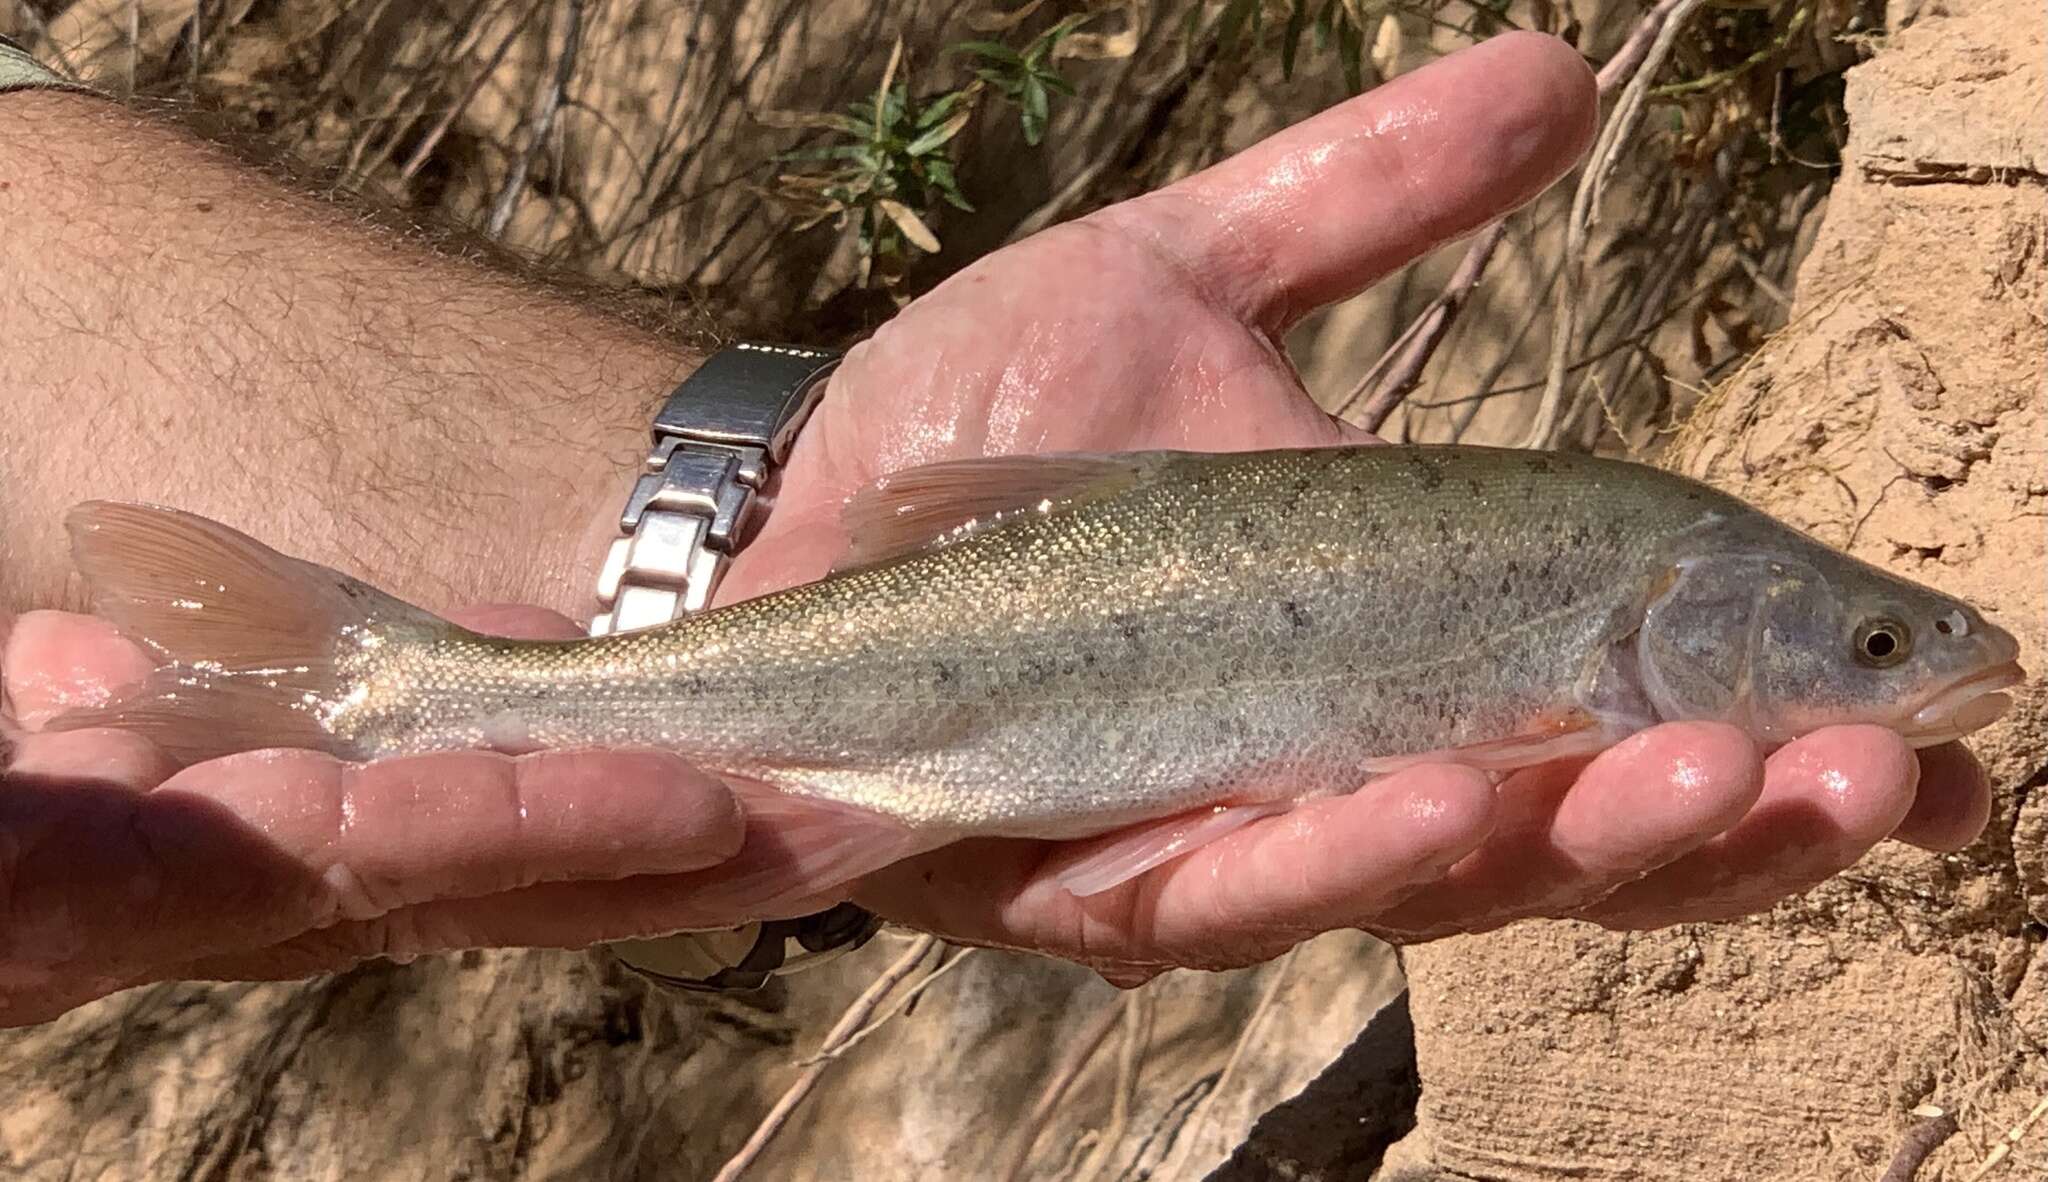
[0, 88, 704, 617]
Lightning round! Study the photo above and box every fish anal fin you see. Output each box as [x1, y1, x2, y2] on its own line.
[1049, 800, 1294, 898]
[682, 780, 946, 920]
[835, 452, 1162, 571]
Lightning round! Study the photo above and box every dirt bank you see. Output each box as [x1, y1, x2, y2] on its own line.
[1388, 0, 2047, 1175]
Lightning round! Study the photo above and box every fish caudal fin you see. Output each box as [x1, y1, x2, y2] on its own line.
[1048, 801, 1294, 897]
[50, 501, 451, 765]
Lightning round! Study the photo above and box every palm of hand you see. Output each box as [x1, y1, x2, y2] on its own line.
[722, 219, 1361, 600]
[707, 37, 1988, 983]
[0, 34, 1993, 1018]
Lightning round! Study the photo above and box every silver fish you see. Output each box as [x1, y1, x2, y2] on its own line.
[57, 445, 2026, 900]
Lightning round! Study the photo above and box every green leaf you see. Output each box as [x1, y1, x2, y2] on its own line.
[774, 143, 874, 163]
[1281, 0, 1310, 78]
[878, 82, 908, 131]
[1037, 67, 1077, 97]
[1019, 72, 1050, 145]
[923, 157, 975, 211]
[950, 39, 1025, 65]
[916, 87, 971, 129]
[975, 66, 1027, 100]
[1336, 10, 1364, 94]
[1216, 0, 1257, 53]
[905, 106, 973, 155]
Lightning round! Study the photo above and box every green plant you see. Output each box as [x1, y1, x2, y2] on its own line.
[951, 12, 1095, 145]
[764, 10, 1119, 293]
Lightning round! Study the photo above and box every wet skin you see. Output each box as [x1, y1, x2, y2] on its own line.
[0, 32, 1995, 1020]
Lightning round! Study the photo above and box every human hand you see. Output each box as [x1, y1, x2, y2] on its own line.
[0, 607, 755, 1026]
[711, 32, 1997, 984]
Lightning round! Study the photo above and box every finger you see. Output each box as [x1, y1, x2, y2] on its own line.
[158, 747, 744, 921]
[858, 763, 1499, 977]
[6, 726, 179, 789]
[2, 610, 154, 729]
[444, 604, 586, 640]
[1365, 722, 1765, 939]
[161, 870, 857, 982]
[1091, 31, 1596, 334]
[1577, 725, 1922, 929]
[0, 744, 744, 977]
[1888, 741, 1992, 853]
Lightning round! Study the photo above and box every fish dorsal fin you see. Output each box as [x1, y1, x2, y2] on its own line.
[836, 451, 1163, 570]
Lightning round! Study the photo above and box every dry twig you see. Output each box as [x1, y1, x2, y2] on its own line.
[1072, 990, 1154, 1182]
[1963, 1092, 2048, 1181]
[1524, 0, 1711, 447]
[710, 934, 943, 1182]
[796, 944, 978, 1065]
[1879, 1107, 1959, 1182]
[486, 0, 585, 238]
[1340, 0, 1712, 433]
[1000, 997, 1128, 1182]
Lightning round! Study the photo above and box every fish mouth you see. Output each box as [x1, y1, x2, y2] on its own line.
[1899, 661, 2028, 746]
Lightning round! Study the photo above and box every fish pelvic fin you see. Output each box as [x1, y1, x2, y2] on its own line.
[1049, 800, 1295, 898]
[51, 500, 452, 765]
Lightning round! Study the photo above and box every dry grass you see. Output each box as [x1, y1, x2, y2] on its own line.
[6, 0, 1868, 447]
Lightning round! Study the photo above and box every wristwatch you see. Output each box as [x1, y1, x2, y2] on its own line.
[593, 341, 885, 992]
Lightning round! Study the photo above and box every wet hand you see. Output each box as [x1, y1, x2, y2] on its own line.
[713, 32, 1995, 983]
[0, 608, 748, 1026]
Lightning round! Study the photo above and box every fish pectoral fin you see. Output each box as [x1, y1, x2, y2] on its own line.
[1361, 708, 1620, 775]
[1047, 800, 1294, 898]
[835, 451, 1168, 570]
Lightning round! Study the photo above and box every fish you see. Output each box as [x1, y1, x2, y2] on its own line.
[50, 445, 2026, 911]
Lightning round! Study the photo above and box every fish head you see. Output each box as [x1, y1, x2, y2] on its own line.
[1636, 547, 2025, 748]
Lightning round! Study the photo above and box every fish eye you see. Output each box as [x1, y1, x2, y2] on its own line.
[1853, 617, 1913, 667]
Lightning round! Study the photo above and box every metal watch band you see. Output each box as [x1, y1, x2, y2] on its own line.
[593, 342, 885, 993]
[591, 342, 842, 634]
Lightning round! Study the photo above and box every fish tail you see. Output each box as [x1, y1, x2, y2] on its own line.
[50, 501, 454, 766]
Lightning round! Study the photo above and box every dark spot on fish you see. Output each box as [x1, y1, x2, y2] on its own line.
[1115, 614, 1143, 642]
[932, 660, 958, 685]
[1281, 600, 1311, 632]
[1466, 479, 1484, 497]
[1235, 516, 1258, 541]
[1525, 455, 1554, 474]
[1570, 524, 1592, 548]
[1499, 574, 1513, 596]
[1408, 454, 1444, 492]
[1435, 511, 1455, 544]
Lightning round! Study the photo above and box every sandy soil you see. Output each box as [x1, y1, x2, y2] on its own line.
[1386, 0, 2047, 1175]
